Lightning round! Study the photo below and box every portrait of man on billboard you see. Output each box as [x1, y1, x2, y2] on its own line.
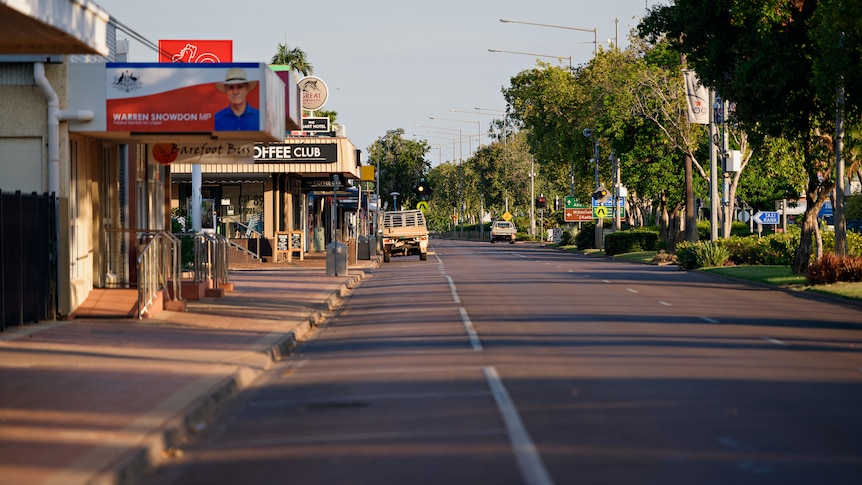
[214, 67, 260, 131]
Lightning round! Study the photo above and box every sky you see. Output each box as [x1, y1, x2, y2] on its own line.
[95, 0, 657, 165]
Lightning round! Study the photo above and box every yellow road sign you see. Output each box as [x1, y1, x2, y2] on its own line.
[417, 201, 429, 212]
[502, 211, 513, 221]
[593, 206, 609, 219]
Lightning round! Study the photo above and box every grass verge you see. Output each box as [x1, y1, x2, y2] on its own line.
[702, 265, 862, 302]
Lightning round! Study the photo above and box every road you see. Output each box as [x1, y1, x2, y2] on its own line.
[146, 239, 862, 484]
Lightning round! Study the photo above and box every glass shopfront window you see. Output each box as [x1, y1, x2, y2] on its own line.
[174, 181, 264, 238]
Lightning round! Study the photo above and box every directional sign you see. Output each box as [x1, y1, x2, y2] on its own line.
[753, 210, 780, 225]
[592, 196, 626, 208]
[416, 201, 429, 212]
[565, 196, 588, 209]
[565, 208, 593, 222]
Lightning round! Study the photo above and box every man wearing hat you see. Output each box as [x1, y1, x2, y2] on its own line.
[214, 67, 260, 131]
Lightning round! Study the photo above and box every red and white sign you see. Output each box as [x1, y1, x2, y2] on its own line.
[565, 208, 593, 222]
[106, 63, 260, 132]
[158, 40, 233, 63]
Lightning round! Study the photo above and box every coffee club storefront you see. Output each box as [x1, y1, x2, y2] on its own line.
[169, 136, 361, 261]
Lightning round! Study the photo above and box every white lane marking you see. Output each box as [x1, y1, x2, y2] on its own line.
[445, 275, 461, 303]
[483, 367, 555, 485]
[602, 279, 611, 284]
[700, 316, 720, 324]
[763, 337, 788, 346]
[627, 288, 638, 293]
[658, 301, 671, 306]
[460, 308, 483, 351]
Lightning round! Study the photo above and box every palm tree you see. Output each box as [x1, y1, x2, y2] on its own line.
[271, 44, 313, 76]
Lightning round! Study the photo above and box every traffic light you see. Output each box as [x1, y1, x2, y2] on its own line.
[592, 185, 610, 204]
[536, 195, 547, 209]
[414, 179, 431, 199]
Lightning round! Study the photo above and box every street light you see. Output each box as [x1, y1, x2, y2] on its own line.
[488, 48, 572, 71]
[475, 106, 506, 114]
[499, 18, 597, 55]
[429, 116, 481, 153]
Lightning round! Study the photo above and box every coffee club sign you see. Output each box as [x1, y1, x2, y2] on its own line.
[254, 142, 337, 163]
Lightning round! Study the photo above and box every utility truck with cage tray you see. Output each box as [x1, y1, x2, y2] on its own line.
[381, 209, 429, 262]
[489, 220, 517, 244]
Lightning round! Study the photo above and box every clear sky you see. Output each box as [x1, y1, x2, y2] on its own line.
[95, 0, 655, 164]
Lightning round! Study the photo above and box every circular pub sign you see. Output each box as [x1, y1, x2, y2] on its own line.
[298, 76, 328, 111]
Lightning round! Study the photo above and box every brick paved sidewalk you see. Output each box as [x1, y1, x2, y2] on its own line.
[0, 257, 378, 485]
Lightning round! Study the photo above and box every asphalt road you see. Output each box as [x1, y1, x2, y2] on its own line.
[146, 239, 862, 485]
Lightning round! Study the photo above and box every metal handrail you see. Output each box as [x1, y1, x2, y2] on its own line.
[212, 216, 263, 262]
[192, 231, 230, 288]
[136, 231, 182, 319]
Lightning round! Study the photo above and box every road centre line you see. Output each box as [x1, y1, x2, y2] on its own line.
[460, 307, 484, 351]
[627, 288, 638, 293]
[700, 316, 720, 324]
[445, 275, 461, 303]
[658, 301, 671, 306]
[483, 366, 555, 485]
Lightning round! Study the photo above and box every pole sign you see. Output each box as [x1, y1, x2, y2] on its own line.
[753, 210, 780, 225]
[302, 117, 330, 132]
[564, 197, 592, 222]
[591, 196, 626, 219]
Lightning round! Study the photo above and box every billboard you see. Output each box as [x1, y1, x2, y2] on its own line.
[106, 62, 265, 133]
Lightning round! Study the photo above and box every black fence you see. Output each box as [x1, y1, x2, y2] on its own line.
[1, 191, 57, 331]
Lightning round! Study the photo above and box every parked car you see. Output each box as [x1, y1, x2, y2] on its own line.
[848, 219, 862, 233]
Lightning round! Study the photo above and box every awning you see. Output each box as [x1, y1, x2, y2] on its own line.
[0, 0, 110, 56]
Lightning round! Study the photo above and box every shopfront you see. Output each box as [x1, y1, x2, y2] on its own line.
[169, 136, 361, 258]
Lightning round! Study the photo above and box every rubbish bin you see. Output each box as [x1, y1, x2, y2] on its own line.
[326, 241, 348, 276]
[368, 236, 377, 256]
[357, 235, 370, 260]
[314, 227, 325, 252]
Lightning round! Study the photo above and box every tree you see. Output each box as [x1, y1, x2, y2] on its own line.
[367, 129, 430, 210]
[639, 0, 862, 273]
[271, 43, 314, 76]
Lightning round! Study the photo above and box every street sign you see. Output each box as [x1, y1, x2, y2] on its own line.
[502, 211, 513, 221]
[416, 201, 429, 212]
[592, 196, 626, 208]
[593, 206, 609, 219]
[753, 210, 780, 225]
[565, 208, 593, 222]
[565, 196, 589, 209]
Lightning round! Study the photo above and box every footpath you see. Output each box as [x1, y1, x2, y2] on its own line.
[0, 252, 380, 485]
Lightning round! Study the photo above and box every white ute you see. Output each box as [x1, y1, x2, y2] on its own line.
[490, 220, 517, 244]
[381, 209, 429, 262]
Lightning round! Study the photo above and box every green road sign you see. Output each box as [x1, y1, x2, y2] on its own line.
[564, 196, 588, 209]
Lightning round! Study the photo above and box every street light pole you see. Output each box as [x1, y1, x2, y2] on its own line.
[488, 49, 572, 71]
[499, 18, 597, 55]
[429, 116, 480, 154]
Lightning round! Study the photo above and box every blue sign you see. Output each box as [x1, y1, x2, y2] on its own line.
[753, 211, 780, 225]
[592, 196, 625, 208]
